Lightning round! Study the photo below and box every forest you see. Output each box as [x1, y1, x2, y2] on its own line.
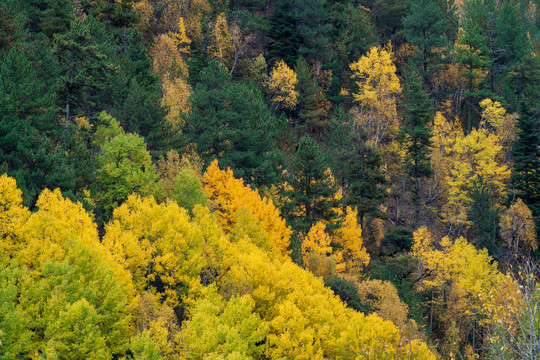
[0, 0, 539, 359]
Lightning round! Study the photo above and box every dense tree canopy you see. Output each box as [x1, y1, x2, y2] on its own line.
[0, 0, 538, 358]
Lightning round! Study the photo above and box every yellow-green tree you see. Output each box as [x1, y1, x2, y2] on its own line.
[178, 288, 268, 359]
[102, 195, 225, 307]
[0, 174, 30, 253]
[0, 178, 134, 359]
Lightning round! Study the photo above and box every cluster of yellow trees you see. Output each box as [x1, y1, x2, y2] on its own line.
[0, 168, 436, 359]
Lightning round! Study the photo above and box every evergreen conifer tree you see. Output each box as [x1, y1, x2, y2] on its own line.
[511, 101, 540, 223]
[0, 47, 75, 205]
[403, 0, 448, 83]
[112, 27, 168, 154]
[468, 177, 500, 259]
[345, 126, 387, 226]
[183, 60, 282, 188]
[283, 134, 341, 234]
[53, 16, 113, 136]
[294, 56, 331, 134]
[400, 64, 434, 229]
[266, 0, 300, 66]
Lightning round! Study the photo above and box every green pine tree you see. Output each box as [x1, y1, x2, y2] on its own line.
[467, 177, 500, 259]
[511, 101, 540, 223]
[183, 60, 283, 188]
[345, 126, 387, 226]
[38, 0, 73, 39]
[266, 0, 300, 66]
[363, 0, 409, 45]
[112, 27, 169, 155]
[403, 0, 448, 83]
[493, 1, 529, 110]
[0, 46, 75, 205]
[455, 0, 493, 132]
[294, 56, 331, 135]
[292, 0, 332, 62]
[283, 134, 341, 234]
[400, 64, 434, 229]
[53, 15, 113, 137]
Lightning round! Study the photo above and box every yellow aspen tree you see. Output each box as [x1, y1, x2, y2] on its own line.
[479, 98, 517, 161]
[479, 98, 506, 130]
[151, 33, 187, 81]
[302, 222, 334, 277]
[349, 44, 402, 145]
[445, 237, 503, 318]
[482, 273, 523, 333]
[203, 160, 292, 257]
[334, 207, 370, 274]
[133, 0, 155, 26]
[0, 175, 30, 253]
[426, 112, 464, 221]
[411, 227, 449, 291]
[2, 185, 137, 307]
[431, 111, 464, 178]
[103, 194, 221, 307]
[215, 230, 436, 359]
[355, 279, 409, 328]
[161, 73, 191, 132]
[411, 227, 512, 356]
[444, 128, 510, 226]
[500, 198, 538, 256]
[210, 13, 233, 64]
[134, 292, 181, 358]
[178, 289, 268, 359]
[20, 188, 101, 270]
[168, 17, 191, 56]
[266, 60, 298, 111]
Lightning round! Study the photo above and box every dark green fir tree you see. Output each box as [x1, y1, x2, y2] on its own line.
[183, 60, 283, 188]
[403, 0, 448, 83]
[266, 0, 300, 66]
[511, 101, 540, 223]
[345, 126, 387, 226]
[283, 134, 341, 234]
[400, 64, 434, 229]
[467, 177, 500, 259]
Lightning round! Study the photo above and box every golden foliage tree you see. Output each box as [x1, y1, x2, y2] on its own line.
[151, 33, 187, 81]
[102, 195, 226, 307]
[356, 279, 410, 329]
[350, 45, 402, 145]
[168, 17, 191, 56]
[203, 160, 292, 257]
[161, 73, 191, 132]
[266, 60, 299, 111]
[411, 226, 513, 356]
[334, 207, 370, 274]
[444, 128, 510, 227]
[479, 98, 517, 162]
[500, 198, 538, 257]
[0, 174, 30, 253]
[210, 13, 233, 64]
